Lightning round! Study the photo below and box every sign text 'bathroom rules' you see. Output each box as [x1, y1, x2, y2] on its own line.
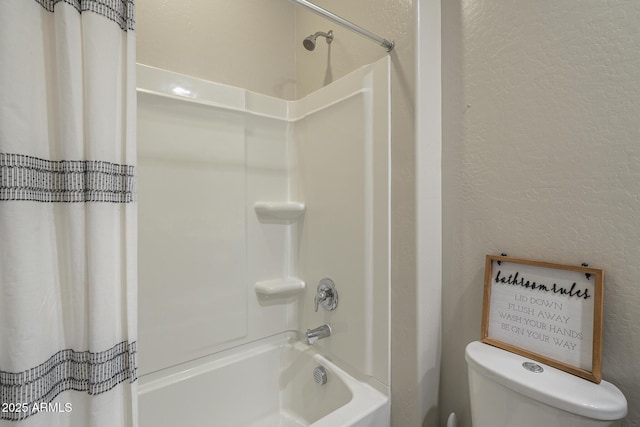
[481, 255, 604, 383]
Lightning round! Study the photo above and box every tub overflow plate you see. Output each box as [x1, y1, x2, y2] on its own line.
[522, 361, 544, 373]
[313, 366, 328, 385]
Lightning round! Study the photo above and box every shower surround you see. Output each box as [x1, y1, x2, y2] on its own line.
[137, 57, 390, 425]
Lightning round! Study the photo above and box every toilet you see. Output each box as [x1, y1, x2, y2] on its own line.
[465, 341, 628, 426]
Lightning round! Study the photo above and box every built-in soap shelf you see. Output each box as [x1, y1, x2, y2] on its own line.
[255, 278, 305, 296]
[254, 201, 305, 297]
[254, 202, 305, 223]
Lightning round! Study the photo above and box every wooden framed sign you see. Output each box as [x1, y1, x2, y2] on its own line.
[481, 254, 604, 383]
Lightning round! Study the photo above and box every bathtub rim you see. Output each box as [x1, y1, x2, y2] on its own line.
[139, 331, 388, 395]
[138, 331, 390, 426]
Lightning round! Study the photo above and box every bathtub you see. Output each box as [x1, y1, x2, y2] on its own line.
[138, 333, 390, 427]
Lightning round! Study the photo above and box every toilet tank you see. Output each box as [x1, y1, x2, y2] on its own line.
[465, 341, 627, 427]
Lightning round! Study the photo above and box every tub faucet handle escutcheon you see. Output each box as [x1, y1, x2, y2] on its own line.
[314, 278, 338, 312]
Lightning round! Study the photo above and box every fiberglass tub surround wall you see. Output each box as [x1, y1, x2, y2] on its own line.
[137, 58, 390, 392]
[137, 66, 295, 375]
[137, 0, 421, 424]
[294, 59, 390, 387]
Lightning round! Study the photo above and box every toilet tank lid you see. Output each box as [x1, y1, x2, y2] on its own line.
[465, 341, 628, 421]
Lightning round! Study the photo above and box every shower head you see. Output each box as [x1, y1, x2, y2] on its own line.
[303, 30, 333, 51]
[302, 36, 316, 51]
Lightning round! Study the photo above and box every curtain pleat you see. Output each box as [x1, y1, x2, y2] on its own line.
[0, 1, 137, 426]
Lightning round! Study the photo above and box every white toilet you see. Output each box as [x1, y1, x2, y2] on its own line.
[465, 341, 628, 426]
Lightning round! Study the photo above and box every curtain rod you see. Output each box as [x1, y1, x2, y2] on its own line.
[289, 0, 395, 52]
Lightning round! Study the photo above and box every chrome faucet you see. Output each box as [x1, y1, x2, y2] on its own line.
[304, 324, 331, 345]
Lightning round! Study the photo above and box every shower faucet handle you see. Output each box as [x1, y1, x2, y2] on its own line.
[314, 278, 338, 312]
[314, 290, 331, 312]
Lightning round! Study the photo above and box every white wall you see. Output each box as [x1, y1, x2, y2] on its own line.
[137, 91, 249, 374]
[416, 1, 442, 425]
[294, 58, 390, 387]
[137, 69, 295, 375]
[136, 61, 392, 394]
[136, 0, 297, 99]
[441, 1, 640, 425]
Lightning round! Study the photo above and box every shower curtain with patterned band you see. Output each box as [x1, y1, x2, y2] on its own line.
[0, 1, 137, 426]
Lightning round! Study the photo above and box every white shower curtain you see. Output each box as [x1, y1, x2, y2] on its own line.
[0, 1, 137, 426]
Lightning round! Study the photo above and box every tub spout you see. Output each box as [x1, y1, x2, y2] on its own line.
[304, 324, 331, 345]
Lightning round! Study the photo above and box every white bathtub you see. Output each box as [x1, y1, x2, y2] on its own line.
[138, 333, 390, 427]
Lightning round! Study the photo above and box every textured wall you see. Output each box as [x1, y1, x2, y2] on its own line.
[136, 0, 296, 99]
[442, 1, 640, 425]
